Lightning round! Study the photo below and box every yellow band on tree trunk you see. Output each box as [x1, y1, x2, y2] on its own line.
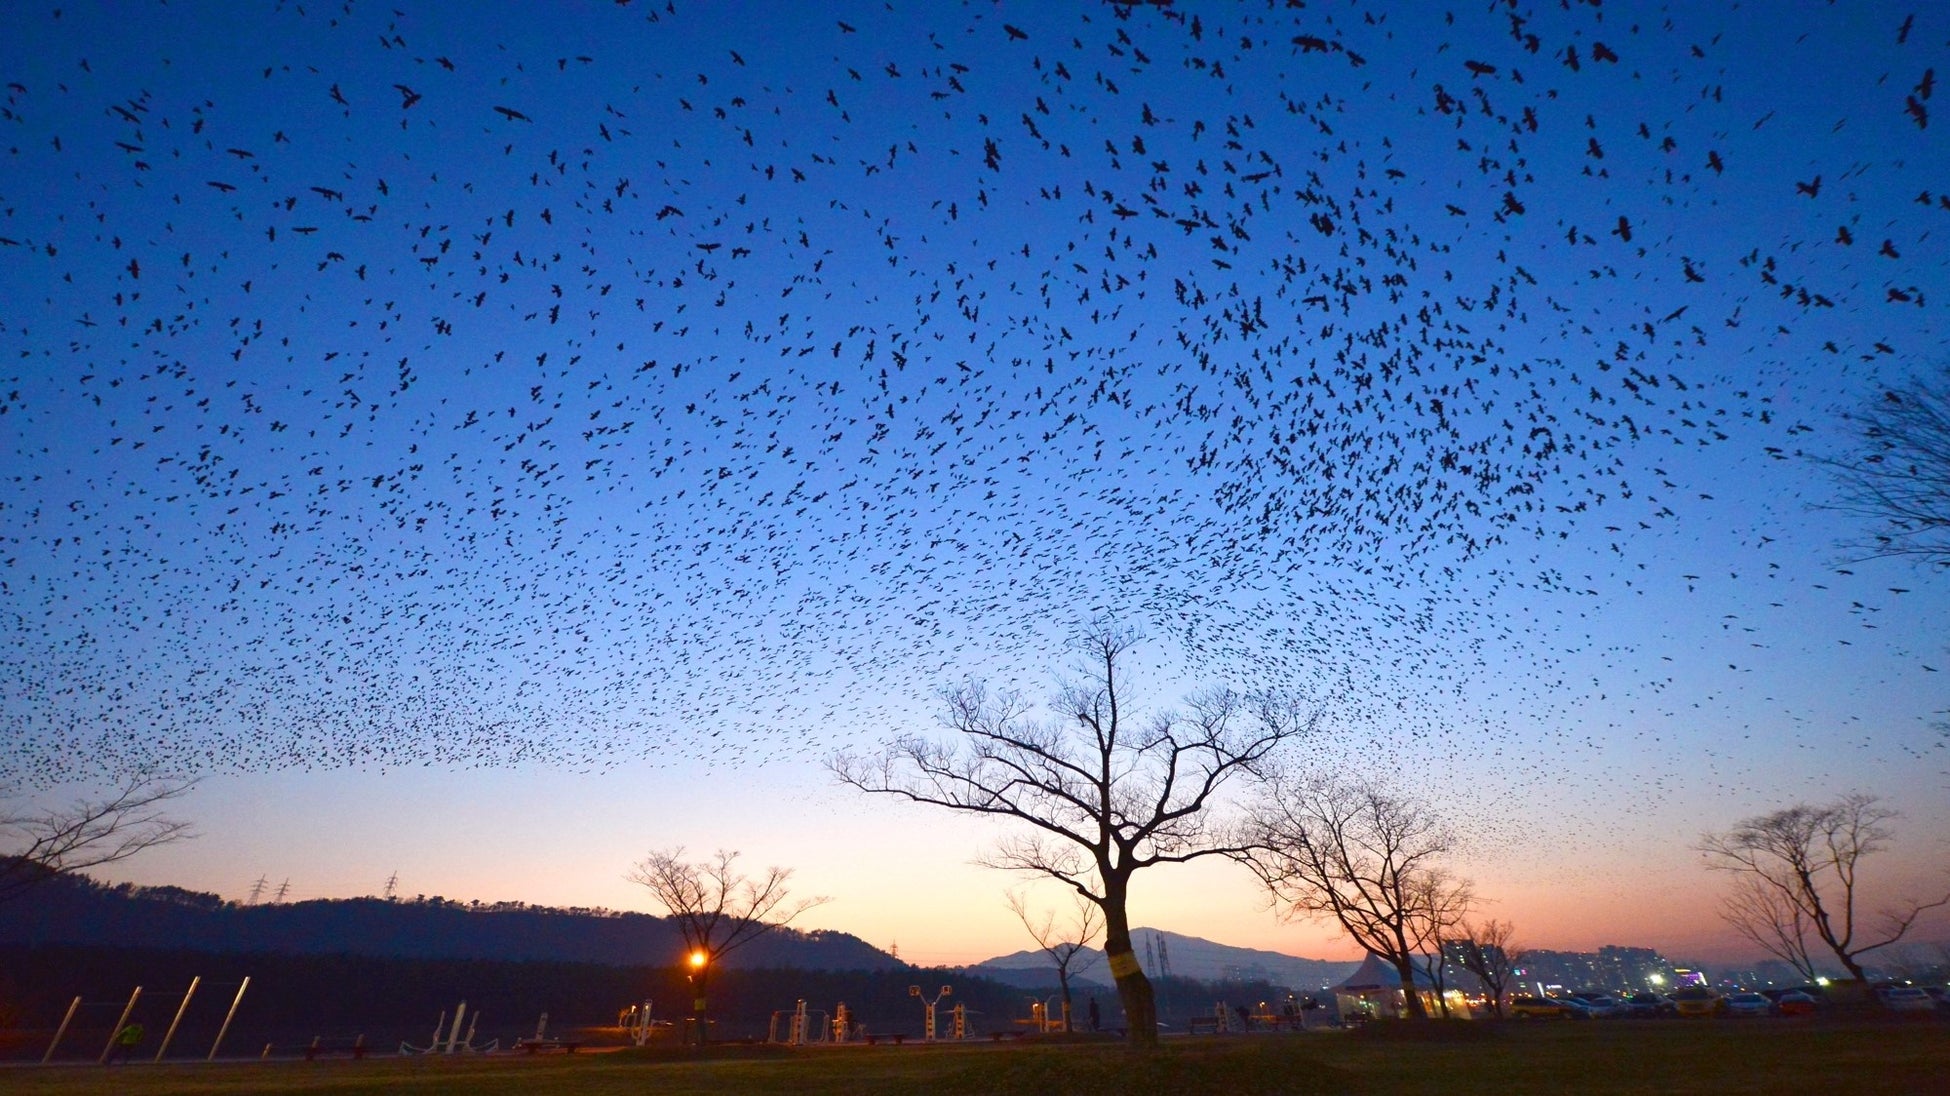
[1108, 950, 1142, 979]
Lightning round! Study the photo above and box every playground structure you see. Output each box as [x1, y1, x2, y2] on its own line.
[510, 1010, 583, 1054]
[618, 1000, 659, 1046]
[763, 990, 968, 1046]
[41, 975, 252, 1063]
[1183, 1000, 1307, 1034]
[1023, 996, 1074, 1034]
[911, 984, 957, 1042]
[398, 1000, 499, 1055]
[767, 999, 833, 1045]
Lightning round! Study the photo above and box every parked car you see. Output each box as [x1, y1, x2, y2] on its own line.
[1670, 986, 1724, 1017]
[1552, 997, 1602, 1020]
[1509, 995, 1577, 1019]
[1876, 986, 1936, 1013]
[1568, 993, 1626, 1018]
[1621, 992, 1674, 1017]
[1774, 990, 1817, 1017]
[1723, 992, 1773, 1017]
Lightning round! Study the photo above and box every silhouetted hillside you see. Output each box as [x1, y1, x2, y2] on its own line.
[0, 871, 892, 970]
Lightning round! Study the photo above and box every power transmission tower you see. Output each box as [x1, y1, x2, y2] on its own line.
[272, 878, 291, 903]
[246, 875, 268, 905]
[382, 871, 399, 900]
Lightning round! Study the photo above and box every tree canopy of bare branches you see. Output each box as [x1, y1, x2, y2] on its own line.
[628, 847, 828, 1042]
[1450, 918, 1524, 1018]
[1700, 793, 1950, 987]
[0, 776, 196, 903]
[830, 625, 1313, 1047]
[1243, 778, 1469, 1020]
[1007, 887, 1103, 1030]
[1823, 363, 1950, 568]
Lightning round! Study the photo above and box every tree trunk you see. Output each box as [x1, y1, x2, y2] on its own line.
[1389, 954, 1430, 1020]
[690, 969, 710, 1045]
[1058, 969, 1074, 1033]
[1100, 884, 1158, 1047]
[1836, 952, 1870, 986]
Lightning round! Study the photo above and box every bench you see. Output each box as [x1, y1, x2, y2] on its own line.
[304, 1036, 368, 1060]
[862, 1033, 906, 1046]
[1186, 1017, 1221, 1035]
[513, 1038, 581, 1054]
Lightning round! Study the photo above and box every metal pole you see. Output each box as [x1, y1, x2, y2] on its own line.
[207, 976, 249, 1061]
[155, 976, 200, 1062]
[446, 1001, 467, 1054]
[41, 996, 82, 1064]
[99, 986, 142, 1065]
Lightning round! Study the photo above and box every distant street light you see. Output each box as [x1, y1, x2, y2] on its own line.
[687, 950, 710, 1044]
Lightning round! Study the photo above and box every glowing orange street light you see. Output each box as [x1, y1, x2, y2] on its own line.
[686, 949, 711, 1045]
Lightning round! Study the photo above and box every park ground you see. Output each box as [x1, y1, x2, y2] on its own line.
[5, 1019, 1946, 1096]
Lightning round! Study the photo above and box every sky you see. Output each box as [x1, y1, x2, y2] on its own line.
[2, 1, 1947, 969]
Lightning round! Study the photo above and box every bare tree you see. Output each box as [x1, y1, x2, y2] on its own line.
[1451, 918, 1524, 1018]
[1409, 870, 1474, 1017]
[1700, 793, 1950, 987]
[0, 776, 196, 903]
[831, 625, 1312, 1047]
[1821, 364, 1950, 568]
[1721, 875, 1820, 983]
[1006, 887, 1104, 1032]
[628, 847, 828, 1043]
[1243, 778, 1467, 1020]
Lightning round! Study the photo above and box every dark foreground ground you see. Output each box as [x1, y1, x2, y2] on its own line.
[5, 1018, 1945, 1096]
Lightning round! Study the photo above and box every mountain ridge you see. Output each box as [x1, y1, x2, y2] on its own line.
[0, 871, 895, 970]
[971, 927, 1359, 991]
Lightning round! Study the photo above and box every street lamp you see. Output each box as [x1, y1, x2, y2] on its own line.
[687, 949, 710, 1045]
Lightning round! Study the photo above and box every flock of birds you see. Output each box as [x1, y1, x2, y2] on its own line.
[0, 2, 1943, 844]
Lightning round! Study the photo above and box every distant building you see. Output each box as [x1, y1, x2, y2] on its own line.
[1439, 939, 1504, 995]
[1596, 945, 1676, 991]
[1505, 946, 1675, 994]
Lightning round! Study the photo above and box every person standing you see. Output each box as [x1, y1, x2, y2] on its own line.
[1087, 996, 1101, 1032]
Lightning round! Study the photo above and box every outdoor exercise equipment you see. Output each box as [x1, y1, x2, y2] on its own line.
[620, 1000, 656, 1046]
[910, 984, 952, 1043]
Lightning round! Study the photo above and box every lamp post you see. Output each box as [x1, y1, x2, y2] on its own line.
[686, 949, 710, 1045]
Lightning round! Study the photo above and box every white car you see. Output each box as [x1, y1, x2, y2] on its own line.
[1723, 992, 1772, 1017]
[1877, 986, 1936, 1013]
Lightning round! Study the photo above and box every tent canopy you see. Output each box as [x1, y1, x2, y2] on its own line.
[1332, 952, 1439, 992]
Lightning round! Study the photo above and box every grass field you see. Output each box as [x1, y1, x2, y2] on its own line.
[6, 1019, 1946, 1096]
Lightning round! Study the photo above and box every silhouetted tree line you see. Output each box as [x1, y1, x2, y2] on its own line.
[0, 869, 889, 968]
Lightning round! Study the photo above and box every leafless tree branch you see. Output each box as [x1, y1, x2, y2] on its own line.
[1241, 776, 1468, 1020]
[829, 623, 1315, 1045]
[1452, 918, 1523, 1018]
[1, 776, 197, 903]
[1818, 364, 1950, 568]
[1700, 792, 1948, 985]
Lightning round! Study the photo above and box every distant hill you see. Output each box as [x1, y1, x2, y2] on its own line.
[0, 871, 895, 970]
[971, 928, 1358, 992]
